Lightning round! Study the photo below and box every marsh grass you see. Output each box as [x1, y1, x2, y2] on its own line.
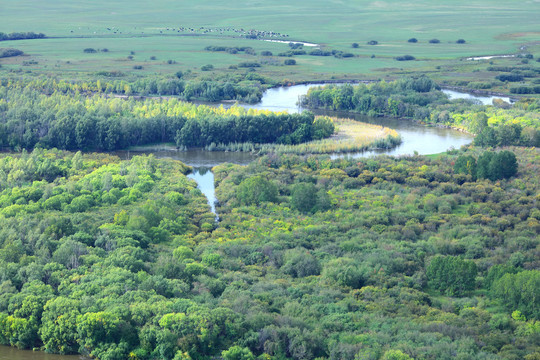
[204, 117, 401, 155]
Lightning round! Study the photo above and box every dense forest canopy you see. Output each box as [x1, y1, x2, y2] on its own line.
[0, 147, 537, 360]
[0, 81, 333, 151]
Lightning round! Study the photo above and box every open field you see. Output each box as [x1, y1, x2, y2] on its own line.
[0, 0, 538, 90]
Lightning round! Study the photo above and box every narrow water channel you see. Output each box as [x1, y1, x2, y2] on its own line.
[118, 84, 485, 218]
[187, 167, 218, 218]
[3, 84, 494, 359]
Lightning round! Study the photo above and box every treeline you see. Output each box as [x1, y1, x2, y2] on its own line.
[0, 83, 332, 151]
[300, 78, 540, 147]
[0, 73, 271, 103]
[454, 150, 517, 180]
[175, 112, 334, 148]
[0, 32, 45, 41]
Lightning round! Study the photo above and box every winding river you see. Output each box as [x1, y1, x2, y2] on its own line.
[1, 84, 490, 359]
[117, 84, 475, 215]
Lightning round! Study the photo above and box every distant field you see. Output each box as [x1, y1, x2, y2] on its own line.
[0, 0, 539, 84]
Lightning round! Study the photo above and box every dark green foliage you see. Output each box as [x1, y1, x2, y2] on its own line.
[408, 38, 418, 43]
[238, 62, 261, 68]
[496, 73, 524, 82]
[0, 82, 328, 151]
[83, 48, 97, 53]
[236, 176, 278, 205]
[474, 150, 518, 180]
[456, 39, 466, 44]
[367, 40, 378, 45]
[0, 32, 45, 41]
[429, 39, 440, 43]
[282, 249, 321, 278]
[284, 59, 296, 65]
[291, 183, 317, 212]
[0, 48, 24, 58]
[395, 55, 415, 61]
[201, 64, 214, 71]
[454, 155, 477, 180]
[352, 42, 359, 48]
[426, 255, 477, 296]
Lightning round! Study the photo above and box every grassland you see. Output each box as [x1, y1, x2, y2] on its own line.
[0, 0, 539, 92]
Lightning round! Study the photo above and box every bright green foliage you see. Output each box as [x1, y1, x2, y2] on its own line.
[493, 270, 540, 319]
[222, 346, 255, 360]
[311, 116, 335, 140]
[40, 297, 80, 354]
[382, 349, 414, 360]
[0, 148, 538, 359]
[426, 255, 477, 296]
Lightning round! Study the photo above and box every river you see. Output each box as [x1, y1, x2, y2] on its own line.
[1, 84, 487, 359]
[115, 84, 478, 218]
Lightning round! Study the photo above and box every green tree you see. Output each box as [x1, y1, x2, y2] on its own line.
[291, 183, 318, 213]
[222, 346, 255, 360]
[237, 176, 278, 205]
[426, 255, 477, 296]
[40, 297, 80, 354]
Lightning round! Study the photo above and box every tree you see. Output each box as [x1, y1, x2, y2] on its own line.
[426, 255, 477, 296]
[222, 346, 255, 360]
[40, 297, 80, 354]
[492, 270, 540, 319]
[237, 176, 278, 205]
[291, 183, 318, 213]
[454, 155, 477, 180]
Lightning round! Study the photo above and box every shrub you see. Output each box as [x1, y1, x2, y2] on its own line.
[429, 39, 440, 44]
[456, 39, 466, 44]
[395, 55, 415, 61]
[0, 48, 24, 58]
[133, 65, 143, 70]
[496, 74, 523, 82]
[284, 59, 296, 65]
[408, 38, 418, 43]
[309, 49, 332, 56]
[367, 40, 378, 45]
[201, 64, 214, 71]
[352, 43, 359, 48]
[261, 50, 273, 56]
[238, 62, 261, 68]
[83, 48, 97, 53]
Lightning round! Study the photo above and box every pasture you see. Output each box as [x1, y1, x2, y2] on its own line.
[0, 0, 538, 86]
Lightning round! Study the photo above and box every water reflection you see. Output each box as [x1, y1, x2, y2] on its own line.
[187, 167, 218, 219]
[0, 346, 87, 360]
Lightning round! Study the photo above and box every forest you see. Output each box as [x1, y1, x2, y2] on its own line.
[0, 81, 333, 151]
[0, 147, 537, 360]
[300, 80, 540, 147]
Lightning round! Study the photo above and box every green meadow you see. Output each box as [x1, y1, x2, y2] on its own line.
[1, 0, 539, 87]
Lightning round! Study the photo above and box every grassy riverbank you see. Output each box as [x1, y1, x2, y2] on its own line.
[202, 117, 401, 155]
